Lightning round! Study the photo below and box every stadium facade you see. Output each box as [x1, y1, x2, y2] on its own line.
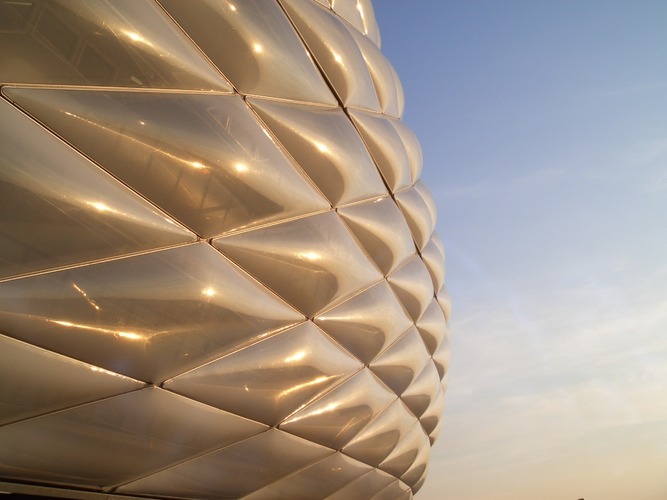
[0, 1, 451, 498]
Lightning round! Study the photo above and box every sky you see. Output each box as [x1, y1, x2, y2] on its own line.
[375, 2, 667, 499]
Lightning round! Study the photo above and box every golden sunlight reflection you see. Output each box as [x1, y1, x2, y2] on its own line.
[123, 31, 152, 47]
[313, 141, 331, 154]
[297, 251, 321, 261]
[283, 350, 306, 363]
[333, 52, 344, 64]
[49, 319, 146, 341]
[201, 287, 216, 297]
[71, 283, 100, 311]
[234, 162, 249, 173]
[87, 201, 112, 213]
[190, 160, 206, 170]
[253, 43, 264, 54]
[277, 375, 331, 398]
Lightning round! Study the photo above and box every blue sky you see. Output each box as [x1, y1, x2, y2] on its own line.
[376, 2, 667, 498]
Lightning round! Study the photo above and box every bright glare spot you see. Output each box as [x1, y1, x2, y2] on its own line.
[298, 251, 321, 261]
[191, 161, 206, 170]
[333, 52, 343, 64]
[139, 120, 145, 125]
[125, 31, 143, 43]
[284, 350, 306, 363]
[253, 43, 264, 54]
[234, 162, 249, 173]
[117, 331, 143, 341]
[53, 320, 74, 327]
[314, 141, 330, 154]
[88, 201, 111, 212]
[229, 3, 237, 11]
[201, 287, 216, 297]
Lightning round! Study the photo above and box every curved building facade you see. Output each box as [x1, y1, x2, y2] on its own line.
[0, 1, 450, 498]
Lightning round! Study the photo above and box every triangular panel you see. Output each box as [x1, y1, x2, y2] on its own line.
[0, 335, 142, 426]
[165, 322, 361, 426]
[0, 387, 266, 488]
[5, 88, 330, 238]
[280, 0, 381, 111]
[280, 368, 396, 450]
[248, 98, 386, 206]
[213, 211, 382, 317]
[0, 0, 230, 90]
[0, 100, 195, 279]
[369, 327, 431, 396]
[118, 428, 332, 499]
[0, 243, 304, 383]
[348, 109, 411, 192]
[326, 468, 396, 500]
[416, 299, 448, 355]
[401, 362, 441, 419]
[394, 186, 435, 251]
[387, 256, 436, 322]
[159, 0, 336, 105]
[314, 280, 412, 364]
[379, 421, 430, 478]
[338, 196, 415, 275]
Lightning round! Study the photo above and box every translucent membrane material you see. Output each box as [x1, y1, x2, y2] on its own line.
[314, 280, 412, 364]
[0, 0, 231, 90]
[0, 387, 266, 487]
[348, 109, 412, 192]
[164, 322, 361, 425]
[0, 99, 195, 280]
[338, 196, 416, 275]
[213, 211, 382, 317]
[402, 361, 442, 418]
[280, 0, 381, 111]
[420, 237, 446, 291]
[118, 429, 333, 499]
[369, 327, 431, 396]
[394, 186, 436, 251]
[248, 98, 387, 206]
[379, 421, 430, 478]
[0, 243, 304, 383]
[243, 452, 372, 500]
[280, 368, 396, 450]
[5, 88, 330, 238]
[0, 335, 142, 426]
[343, 399, 418, 467]
[325, 469, 397, 500]
[416, 299, 448, 355]
[159, 0, 336, 105]
[388, 256, 436, 322]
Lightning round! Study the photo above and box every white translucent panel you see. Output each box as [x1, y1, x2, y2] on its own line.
[388, 63, 406, 118]
[348, 109, 411, 192]
[248, 98, 386, 206]
[5, 88, 330, 238]
[388, 256, 436, 322]
[243, 452, 372, 499]
[314, 280, 412, 364]
[416, 299, 448, 355]
[280, 0, 381, 112]
[344, 24, 401, 117]
[401, 440, 430, 488]
[419, 385, 445, 437]
[0, 387, 266, 487]
[0, 243, 304, 383]
[331, 0, 365, 32]
[432, 332, 452, 380]
[0, 335, 142, 426]
[159, 0, 335, 105]
[379, 421, 429, 478]
[213, 211, 382, 317]
[428, 410, 444, 445]
[166, 322, 361, 426]
[118, 429, 332, 499]
[372, 480, 411, 500]
[413, 181, 438, 227]
[437, 283, 452, 322]
[338, 197, 415, 275]
[369, 327, 431, 396]
[357, 0, 381, 47]
[430, 232, 446, 258]
[280, 368, 396, 449]
[0, 99, 195, 280]
[420, 238, 446, 292]
[325, 469, 396, 500]
[343, 399, 417, 466]
[394, 187, 435, 251]
[392, 120, 422, 180]
[411, 476, 426, 496]
[0, 0, 230, 90]
[401, 362, 441, 418]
